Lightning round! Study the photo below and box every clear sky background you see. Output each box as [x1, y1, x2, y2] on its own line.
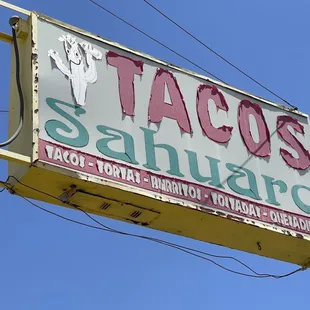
[0, 0, 309, 309]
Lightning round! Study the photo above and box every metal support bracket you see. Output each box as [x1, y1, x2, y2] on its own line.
[58, 185, 77, 203]
[0, 149, 31, 189]
[0, 149, 31, 166]
[0, 31, 12, 43]
[15, 18, 29, 39]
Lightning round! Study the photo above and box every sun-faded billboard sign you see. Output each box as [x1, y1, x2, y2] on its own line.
[7, 12, 310, 266]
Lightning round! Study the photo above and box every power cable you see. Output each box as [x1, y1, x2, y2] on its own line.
[143, 0, 297, 110]
[0, 16, 25, 147]
[3, 175, 305, 279]
[0, 2, 302, 278]
[88, 0, 225, 83]
[0, 176, 10, 192]
[22, 198, 268, 278]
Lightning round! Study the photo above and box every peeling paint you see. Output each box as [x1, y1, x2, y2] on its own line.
[238, 99, 271, 157]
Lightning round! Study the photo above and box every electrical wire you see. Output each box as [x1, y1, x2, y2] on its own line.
[0, 17, 25, 147]
[143, 0, 297, 110]
[0, 176, 9, 192]
[21, 197, 267, 278]
[88, 0, 225, 83]
[0, 110, 8, 113]
[0, 1, 302, 279]
[4, 175, 305, 279]
[4, 177, 266, 277]
[5, 176, 305, 279]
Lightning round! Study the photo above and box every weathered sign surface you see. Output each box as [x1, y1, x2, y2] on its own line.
[7, 13, 310, 266]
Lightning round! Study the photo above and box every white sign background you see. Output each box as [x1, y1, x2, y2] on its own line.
[37, 18, 310, 235]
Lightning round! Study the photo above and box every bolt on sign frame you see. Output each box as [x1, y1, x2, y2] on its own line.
[1, 1, 310, 267]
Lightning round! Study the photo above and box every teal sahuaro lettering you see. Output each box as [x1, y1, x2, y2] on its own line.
[44, 97, 310, 215]
[261, 175, 287, 206]
[185, 150, 223, 189]
[45, 98, 89, 147]
[226, 163, 262, 201]
[140, 127, 184, 177]
[96, 125, 138, 164]
[292, 185, 310, 214]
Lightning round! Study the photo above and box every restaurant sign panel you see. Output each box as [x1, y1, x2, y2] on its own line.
[8, 13, 308, 265]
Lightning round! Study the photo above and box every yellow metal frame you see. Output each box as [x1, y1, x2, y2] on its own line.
[1, 1, 310, 268]
[0, 31, 12, 43]
[0, 1, 32, 186]
[0, 149, 30, 165]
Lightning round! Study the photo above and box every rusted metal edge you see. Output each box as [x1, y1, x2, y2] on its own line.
[0, 1, 31, 16]
[30, 12, 40, 163]
[35, 160, 310, 246]
[35, 12, 307, 118]
[0, 31, 12, 43]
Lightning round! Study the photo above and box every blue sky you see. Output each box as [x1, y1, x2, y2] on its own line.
[0, 0, 309, 309]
